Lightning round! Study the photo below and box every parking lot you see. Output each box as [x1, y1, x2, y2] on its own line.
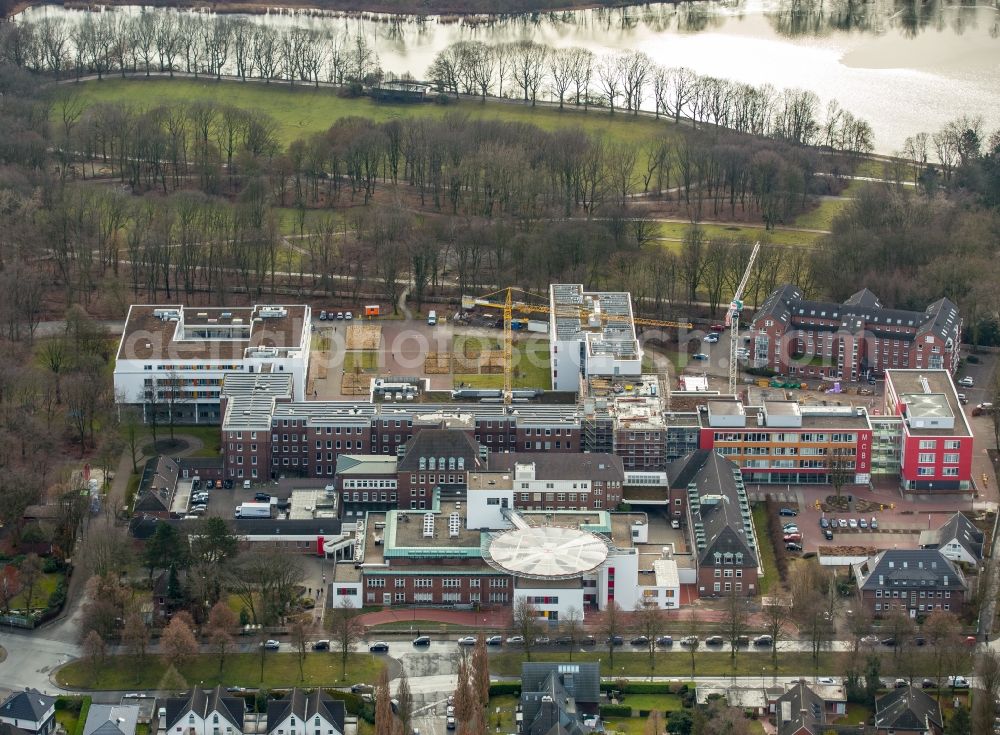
[177, 477, 340, 519]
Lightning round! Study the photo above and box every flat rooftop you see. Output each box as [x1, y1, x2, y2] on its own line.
[389, 500, 483, 550]
[551, 284, 638, 358]
[117, 304, 308, 362]
[468, 472, 514, 491]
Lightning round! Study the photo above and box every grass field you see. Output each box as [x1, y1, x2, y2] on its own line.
[616, 693, 683, 712]
[73, 78, 679, 148]
[452, 335, 551, 390]
[176, 425, 223, 458]
[752, 505, 780, 595]
[344, 351, 380, 372]
[9, 572, 62, 611]
[275, 206, 343, 236]
[56, 651, 385, 689]
[790, 198, 847, 232]
[655, 221, 823, 247]
[489, 650, 847, 677]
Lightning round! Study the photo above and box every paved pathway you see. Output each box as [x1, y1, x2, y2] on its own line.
[356, 607, 512, 631]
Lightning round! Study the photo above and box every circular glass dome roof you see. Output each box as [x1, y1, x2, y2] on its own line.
[486, 526, 609, 579]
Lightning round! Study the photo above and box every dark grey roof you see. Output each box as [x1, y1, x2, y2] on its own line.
[133, 490, 170, 513]
[0, 724, 31, 735]
[82, 705, 139, 735]
[397, 429, 484, 472]
[774, 682, 824, 735]
[521, 663, 600, 703]
[854, 549, 967, 592]
[0, 691, 55, 723]
[922, 512, 984, 561]
[138, 456, 179, 497]
[489, 453, 624, 482]
[520, 663, 599, 735]
[266, 689, 345, 734]
[177, 458, 225, 470]
[667, 451, 757, 566]
[163, 686, 245, 733]
[752, 285, 961, 344]
[875, 686, 941, 731]
[170, 518, 342, 535]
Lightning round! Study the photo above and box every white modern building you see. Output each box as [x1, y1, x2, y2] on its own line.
[114, 304, 311, 423]
[549, 284, 642, 393]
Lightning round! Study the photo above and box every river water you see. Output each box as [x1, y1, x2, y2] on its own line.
[19, 0, 1000, 153]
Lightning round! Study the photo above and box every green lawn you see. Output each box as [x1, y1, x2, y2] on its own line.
[489, 651, 849, 677]
[791, 198, 847, 232]
[752, 505, 780, 595]
[55, 709, 79, 735]
[9, 572, 62, 611]
[486, 695, 520, 732]
[72, 78, 680, 149]
[275, 206, 343, 237]
[603, 718, 646, 735]
[655, 221, 822, 247]
[837, 705, 872, 725]
[344, 351, 380, 372]
[453, 336, 550, 390]
[56, 651, 385, 689]
[367, 619, 473, 633]
[176, 425, 223, 458]
[616, 693, 683, 712]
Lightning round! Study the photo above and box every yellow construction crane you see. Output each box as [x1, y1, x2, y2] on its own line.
[475, 287, 692, 403]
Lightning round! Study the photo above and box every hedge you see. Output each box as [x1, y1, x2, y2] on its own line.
[600, 705, 632, 717]
[600, 682, 669, 694]
[73, 697, 92, 735]
[489, 683, 521, 696]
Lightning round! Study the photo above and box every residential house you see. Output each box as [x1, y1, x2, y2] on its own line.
[874, 686, 942, 735]
[132, 456, 180, 518]
[918, 512, 984, 568]
[519, 663, 601, 735]
[0, 691, 56, 735]
[667, 450, 760, 597]
[162, 685, 246, 735]
[772, 682, 861, 735]
[81, 705, 140, 735]
[852, 549, 968, 618]
[265, 689, 345, 735]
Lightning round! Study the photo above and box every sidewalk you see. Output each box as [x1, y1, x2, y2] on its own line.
[356, 608, 512, 631]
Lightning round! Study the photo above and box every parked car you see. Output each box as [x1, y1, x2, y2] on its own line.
[870, 517, 879, 529]
[692, 353, 709, 361]
[860, 635, 880, 646]
[336, 312, 345, 320]
[948, 676, 969, 688]
[782, 522, 799, 530]
[412, 635, 431, 646]
[446, 717, 456, 731]
[894, 679, 908, 688]
[782, 526, 800, 534]
[206, 480, 215, 489]
[779, 508, 798, 517]
[534, 636, 551, 645]
[958, 393, 968, 404]
[319, 311, 327, 320]
[579, 636, 597, 646]
[703, 333, 719, 344]
[913, 636, 926, 646]
[312, 640, 330, 651]
[655, 635, 673, 647]
[817, 677, 836, 685]
[554, 636, 574, 645]
[679, 636, 698, 646]
[848, 518, 859, 529]
[820, 517, 830, 529]
[838, 519, 849, 528]
[880, 637, 897, 647]
[753, 635, 773, 647]
[630, 636, 649, 646]
[345, 311, 353, 321]
[709, 324, 725, 332]
[187, 507, 207, 516]
[223, 479, 234, 489]
[457, 636, 477, 646]
[606, 635, 623, 646]
[921, 678, 936, 689]
[705, 636, 724, 646]
[973, 402, 994, 416]
[859, 518, 868, 529]
[783, 533, 802, 542]
[485, 635, 503, 646]
[785, 542, 803, 551]
[350, 684, 374, 694]
[506, 635, 525, 645]
[369, 641, 390, 653]
[959, 376, 974, 388]
[261, 640, 280, 650]
[823, 529, 834, 540]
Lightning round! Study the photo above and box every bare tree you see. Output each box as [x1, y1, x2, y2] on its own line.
[122, 610, 150, 683]
[207, 600, 237, 676]
[375, 667, 394, 735]
[512, 597, 542, 661]
[290, 617, 309, 681]
[509, 40, 547, 106]
[471, 633, 490, 708]
[722, 588, 750, 665]
[631, 599, 663, 672]
[973, 648, 1000, 734]
[561, 606, 584, 661]
[599, 599, 625, 670]
[327, 597, 361, 679]
[396, 669, 414, 735]
[760, 596, 790, 670]
[161, 615, 199, 671]
[83, 629, 107, 683]
[18, 553, 43, 613]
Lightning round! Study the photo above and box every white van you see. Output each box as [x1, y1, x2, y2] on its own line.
[427, 310, 437, 326]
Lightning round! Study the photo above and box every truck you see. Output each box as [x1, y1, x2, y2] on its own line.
[234, 502, 272, 519]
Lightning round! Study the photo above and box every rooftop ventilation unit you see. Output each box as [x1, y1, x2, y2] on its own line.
[448, 512, 461, 538]
[422, 513, 435, 539]
[258, 306, 288, 319]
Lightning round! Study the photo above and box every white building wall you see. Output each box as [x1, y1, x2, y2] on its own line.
[466, 489, 514, 530]
[551, 337, 583, 392]
[637, 584, 680, 609]
[513, 585, 584, 621]
[597, 549, 639, 611]
[585, 352, 643, 380]
[329, 580, 362, 609]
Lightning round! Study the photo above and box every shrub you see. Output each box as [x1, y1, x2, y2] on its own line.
[489, 682, 521, 696]
[434, 93, 454, 105]
[43, 557, 61, 573]
[55, 697, 83, 713]
[47, 581, 67, 611]
[746, 366, 777, 378]
[600, 705, 631, 718]
[73, 698, 92, 735]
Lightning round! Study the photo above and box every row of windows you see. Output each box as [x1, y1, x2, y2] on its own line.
[713, 432, 858, 444]
[875, 589, 951, 599]
[919, 440, 962, 450]
[918, 453, 961, 464]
